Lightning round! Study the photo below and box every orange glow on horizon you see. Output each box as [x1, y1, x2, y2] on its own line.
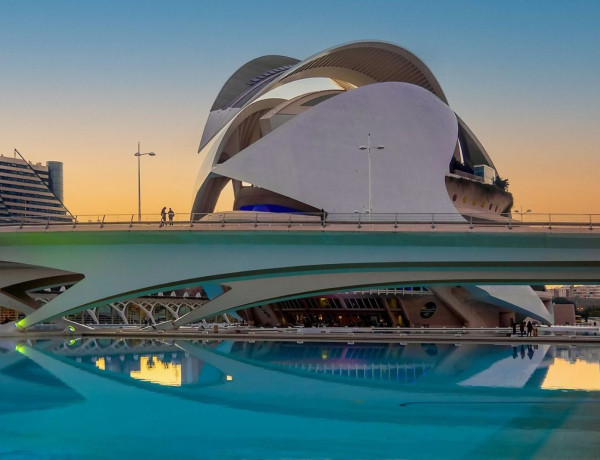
[3, 83, 598, 217]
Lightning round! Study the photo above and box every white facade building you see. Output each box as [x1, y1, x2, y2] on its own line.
[190, 41, 553, 327]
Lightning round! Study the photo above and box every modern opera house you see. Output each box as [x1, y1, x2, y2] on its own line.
[191, 41, 554, 328]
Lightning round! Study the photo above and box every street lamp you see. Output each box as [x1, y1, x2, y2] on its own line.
[514, 205, 532, 221]
[134, 142, 156, 221]
[358, 133, 384, 216]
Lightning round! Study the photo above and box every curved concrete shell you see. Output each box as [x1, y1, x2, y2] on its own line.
[193, 40, 497, 216]
[189, 40, 550, 328]
[192, 98, 286, 214]
[212, 82, 461, 215]
[198, 41, 448, 152]
[200, 55, 299, 150]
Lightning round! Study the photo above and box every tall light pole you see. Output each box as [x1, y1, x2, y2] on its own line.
[358, 133, 384, 215]
[134, 142, 156, 221]
[514, 205, 532, 221]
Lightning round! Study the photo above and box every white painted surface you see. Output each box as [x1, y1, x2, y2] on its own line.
[213, 82, 461, 216]
[465, 285, 553, 324]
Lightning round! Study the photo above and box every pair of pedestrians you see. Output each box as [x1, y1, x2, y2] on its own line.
[515, 319, 534, 337]
[160, 207, 175, 226]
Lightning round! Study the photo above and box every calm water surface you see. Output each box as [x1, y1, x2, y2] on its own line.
[0, 338, 599, 459]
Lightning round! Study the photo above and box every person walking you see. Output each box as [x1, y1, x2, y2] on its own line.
[320, 208, 327, 226]
[160, 207, 167, 227]
[519, 320, 525, 337]
[168, 208, 174, 226]
[526, 320, 533, 337]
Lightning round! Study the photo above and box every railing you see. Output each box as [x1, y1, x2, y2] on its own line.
[536, 325, 600, 337]
[199, 325, 515, 337]
[0, 211, 599, 232]
[348, 288, 430, 296]
[197, 325, 600, 338]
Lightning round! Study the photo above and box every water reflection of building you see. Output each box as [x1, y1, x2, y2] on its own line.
[553, 345, 600, 365]
[9, 338, 600, 400]
[49, 338, 209, 387]
[2, 339, 600, 458]
[17, 338, 562, 391]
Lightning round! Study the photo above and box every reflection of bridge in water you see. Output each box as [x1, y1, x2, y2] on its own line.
[2, 336, 599, 457]
[0, 212, 599, 331]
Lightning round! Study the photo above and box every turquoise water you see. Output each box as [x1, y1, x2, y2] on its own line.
[0, 339, 599, 459]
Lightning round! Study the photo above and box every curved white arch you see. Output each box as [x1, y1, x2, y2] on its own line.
[192, 98, 286, 214]
[457, 115, 497, 171]
[212, 82, 462, 215]
[199, 41, 448, 152]
[199, 55, 299, 150]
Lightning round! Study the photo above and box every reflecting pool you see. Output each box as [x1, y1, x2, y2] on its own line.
[1, 339, 599, 458]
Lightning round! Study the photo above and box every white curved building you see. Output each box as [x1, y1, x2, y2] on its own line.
[192, 41, 509, 219]
[192, 41, 552, 327]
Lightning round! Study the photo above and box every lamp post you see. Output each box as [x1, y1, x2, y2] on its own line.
[358, 133, 384, 216]
[134, 142, 156, 221]
[514, 205, 532, 221]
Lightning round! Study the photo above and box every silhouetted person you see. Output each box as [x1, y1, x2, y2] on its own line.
[527, 320, 533, 337]
[160, 207, 167, 227]
[320, 208, 327, 226]
[168, 208, 174, 225]
[511, 318, 517, 335]
[519, 321, 525, 337]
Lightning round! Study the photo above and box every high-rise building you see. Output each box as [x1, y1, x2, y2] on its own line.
[569, 285, 600, 298]
[0, 152, 71, 223]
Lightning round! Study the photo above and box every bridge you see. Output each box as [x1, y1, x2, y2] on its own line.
[1, 212, 600, 331]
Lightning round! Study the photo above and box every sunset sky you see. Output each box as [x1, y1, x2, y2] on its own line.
[1, 0, 598, 218]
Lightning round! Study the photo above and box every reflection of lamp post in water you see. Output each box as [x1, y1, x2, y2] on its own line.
[358, 133, 384, 216]
[134, 142, 156, 221]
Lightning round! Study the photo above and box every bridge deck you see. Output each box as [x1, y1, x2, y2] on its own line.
[0, 218, 598, 234]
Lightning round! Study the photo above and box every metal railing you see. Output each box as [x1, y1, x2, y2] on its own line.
[0, 211, 599, 232]
[198, 325, 516, 337]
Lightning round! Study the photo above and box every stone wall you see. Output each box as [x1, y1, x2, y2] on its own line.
[553, 303, 576, 325]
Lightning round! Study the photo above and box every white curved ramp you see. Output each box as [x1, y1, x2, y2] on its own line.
[464, 285, 553, 325]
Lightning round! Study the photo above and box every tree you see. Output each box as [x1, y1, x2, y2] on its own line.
[494, 175, 510, 191]
[553, 297, 572, 304]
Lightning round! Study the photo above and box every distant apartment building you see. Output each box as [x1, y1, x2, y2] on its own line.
[569, 285, 600, 298]
[552, 285, 600, 311]
[0, 152, 71, 223]
[552, 285, 600, 298]
[552, 286, 569, 298]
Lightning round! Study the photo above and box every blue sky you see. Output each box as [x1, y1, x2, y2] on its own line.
[0, 0, 598, 214]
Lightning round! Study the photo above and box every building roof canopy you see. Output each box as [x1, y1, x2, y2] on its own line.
[200, 41, 448, 152]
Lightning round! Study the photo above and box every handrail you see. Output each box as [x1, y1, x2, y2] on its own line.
[1, 211, 599, 233]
